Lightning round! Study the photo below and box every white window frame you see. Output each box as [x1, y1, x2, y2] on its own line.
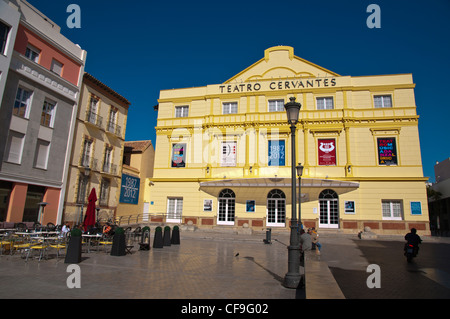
[374, 95, 393, 108]
[222, 102, 238, 114]
[268, 99, 285, 112]
[175, 105, 189, 118]
[316, 97, 334, 110]
[5, 130, 25, 164]
[13, 86, 33, 119]
[0, 21, 11, 56]
[167, 197, 183, 223]
[25, 44, 40, 63]
[41, 99, 57, 128]
[382, 200, 403, 220]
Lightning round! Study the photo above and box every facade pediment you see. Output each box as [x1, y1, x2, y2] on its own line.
[225, 46, 339, 83]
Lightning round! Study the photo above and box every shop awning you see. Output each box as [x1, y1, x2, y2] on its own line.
[199, 177, 359, 203]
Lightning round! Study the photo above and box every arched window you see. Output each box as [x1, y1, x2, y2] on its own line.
[267, 189, 286, 199]
[218, 189, 235, 225]
[319, 189, 338, 199]
[319, 189, 339, 228]
[267, 189, 286, 227]
[219, 189, 235, 198]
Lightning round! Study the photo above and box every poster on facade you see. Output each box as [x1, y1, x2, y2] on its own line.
[318, 139, 336, 165]
[171, 143, 186, 167]
[410, 201, 422, 215]
[246, 200, 255, 212]
[119, 174, 140, 205]
[268, 140, 285, 166]
[221, 141, 236, 167]
[203, 199, 213, 212]
[377, 137, 397, 165]
[345, 201, 355, 214]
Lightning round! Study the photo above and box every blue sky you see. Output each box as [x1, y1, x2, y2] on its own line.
[28, 0, 450, 182]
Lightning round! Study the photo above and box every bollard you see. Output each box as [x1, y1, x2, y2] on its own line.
[153, 227, 164, 248]
[171, 226, 180, 245]
[163, 226, 171, 246]
[263, 228, 272, 244]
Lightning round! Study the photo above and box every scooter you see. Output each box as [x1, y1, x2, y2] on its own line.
[404, 243, 417, 263]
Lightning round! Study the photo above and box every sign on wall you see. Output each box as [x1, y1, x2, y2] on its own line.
[171, 143, 186, 168]
[268, 140, 285, 166]
[119, 174, 140, 205]
[410, 201, 422, 215]
[377, 137, 397, 165]
[318, 139, 336, 166]
[221, 141, 236, 167]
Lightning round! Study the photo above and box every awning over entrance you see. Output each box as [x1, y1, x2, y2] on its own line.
[199, 177, 359, 203]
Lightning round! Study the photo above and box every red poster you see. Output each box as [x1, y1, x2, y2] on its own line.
[318, 139, 336, 165]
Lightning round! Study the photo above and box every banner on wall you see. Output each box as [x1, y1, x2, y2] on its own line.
[318, 139, 336, 165]
[221, 141, 236, 167]
[171, 143, 186, 168]
[268, 140, 285, 166]
[377, 137, 397, 165]
[119, 174, 140, 205]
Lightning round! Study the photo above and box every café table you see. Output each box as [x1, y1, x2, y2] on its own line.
[82, 234, 102, 253]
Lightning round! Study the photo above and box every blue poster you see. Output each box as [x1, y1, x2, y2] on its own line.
[268, 140, 285, 166]
[410, 201, 422, 215]
[119, 174, 140, 205]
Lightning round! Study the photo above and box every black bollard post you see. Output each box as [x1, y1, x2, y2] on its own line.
[171, 226, 180, 245]
[163, 226, 171, 246]
[153, 226, 163, 248]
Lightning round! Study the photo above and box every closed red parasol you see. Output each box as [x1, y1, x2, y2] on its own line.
[84, 188, 97, 232]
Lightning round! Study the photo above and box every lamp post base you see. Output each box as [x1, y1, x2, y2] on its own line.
[283, 226, 302, 289]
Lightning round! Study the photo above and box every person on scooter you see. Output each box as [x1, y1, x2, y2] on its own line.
[405, 228, 422, 257]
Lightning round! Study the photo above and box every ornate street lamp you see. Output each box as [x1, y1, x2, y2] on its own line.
[296, 163, 304, 226]
[283, 97, 302, 289]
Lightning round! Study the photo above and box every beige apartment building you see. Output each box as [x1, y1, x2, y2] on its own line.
[116, 140, 155, 222]
[63, 72, 130, 225]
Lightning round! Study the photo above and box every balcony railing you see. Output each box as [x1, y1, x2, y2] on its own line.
[80, 155, 98, 171]
[107, 121, 121, 137]
[102, 162, 117, 176]
[85, 110, 103, 128]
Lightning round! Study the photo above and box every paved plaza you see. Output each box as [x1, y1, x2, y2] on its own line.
[0, 230, 301, 300]
[1, 228, 450, 303]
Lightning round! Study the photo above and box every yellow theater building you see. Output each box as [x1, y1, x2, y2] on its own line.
[147, 46, 429, 235]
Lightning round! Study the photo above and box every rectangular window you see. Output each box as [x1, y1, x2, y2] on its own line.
[13, 87, 32, 118]
[374, 95, 392, 108]
[377, 137, 398, 165]
[223, 102, 238, 114]
[221, 141, 237, 167]
[25, 45, 40, 63]
[316, 97, 334, 110]
[167, 197, 183, 222]
[268, 99, 284, 112]
[382, 200, 403, 220]
[0, 21, 11, 55]
[5, 131, 25, 164]
[175, 106, 189, 118]
[87, 96, 100, 125]
[41, 100, 56, 127]
[268, 140, 285, 166]
[103, 147, 113, 173]
[34, 139, 50, 169]
[81, 139, 93, 167]
[50, 59, 63, 76]
[76, 175, 89, 204]
[99, 178, 110, 206]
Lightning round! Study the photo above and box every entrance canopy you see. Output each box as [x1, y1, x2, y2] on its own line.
[199, 178, 359, 203]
